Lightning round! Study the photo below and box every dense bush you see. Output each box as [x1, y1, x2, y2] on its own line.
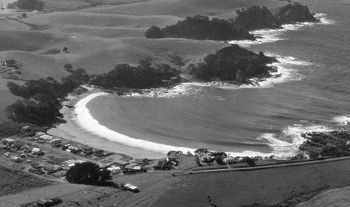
[145, 26, 164, 38]
[91, 60, 180, 89]
[235, 6, 279, 30]
[145, 15, 254, 41]
[6, 68, 90, 126]
[213, 152, 228, 165]
[188, 45, 276, 81]
[6, 96, 62, 126]
[0, 122, 23, 137]
[299, 131, 350, 158]
[145, 3, 316, 40]
[245, 157, 256, 166]
[66, 162, 111, 185]
[274, 3, 317, 24]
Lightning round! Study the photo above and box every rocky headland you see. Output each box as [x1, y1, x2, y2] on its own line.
[145, 2, 318, 40]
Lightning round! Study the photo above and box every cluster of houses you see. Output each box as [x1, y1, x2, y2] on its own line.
[154, 151, 184, 170]
[103, 158, 151, 175]
[2, 137, 44, 163]
[0, 59, 23, 79]
[194, 148, 274, 166]
[32, 131, 112, 158]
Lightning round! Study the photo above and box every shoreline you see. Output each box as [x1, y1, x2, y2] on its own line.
[49, 85, 349, 161]
[48, 89, 168, 159]
[48, 90, 313, 160]
[47, 12, 339, 161]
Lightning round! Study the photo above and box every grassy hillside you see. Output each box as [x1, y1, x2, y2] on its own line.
[0, 0, 284, 122]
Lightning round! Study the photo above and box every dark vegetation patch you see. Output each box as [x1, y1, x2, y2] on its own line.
[90, 60, 180, 89]
[4, 44, 277, 126]
[188, 45, 276, 82]
[145, 3, 317, 40]
[299, 131, 350, 159]
[146, 15, 254, 41]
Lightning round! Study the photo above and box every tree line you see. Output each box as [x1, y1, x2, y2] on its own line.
[5, 61, 180, 127]
[145, 3, 317, 40]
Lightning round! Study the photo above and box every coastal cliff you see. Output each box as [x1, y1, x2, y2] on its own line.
[188, 44, 276, 82]
[146, 15, 254, 41]
[235, 3, 318, 30]
[146, 3, 318, 39]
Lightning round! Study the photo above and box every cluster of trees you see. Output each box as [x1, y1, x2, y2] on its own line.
[8, 0, 44, 11]
[145, 3, 317, 39]
[299, 131, 350, 159]
[235, 6, 280, 30]
[90, 60, 180, 89]
[235, 3, 317, 30]
[274, 3, 317, 24]
[6, 68, 90, 126]
[188, 45, 276, 82]
[5, 61, 180, 126]
[145, 15, 254, 41]
[66, 162, 111, 185]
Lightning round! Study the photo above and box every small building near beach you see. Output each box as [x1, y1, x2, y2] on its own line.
[39, 134, 53, 142]
[31, 147, 44, 156]
[62, 159, 86, 169]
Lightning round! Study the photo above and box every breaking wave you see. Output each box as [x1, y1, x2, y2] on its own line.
[229, 13, 335, 47]
[75, 93, 337, 159]
[119, 14, 334, 98]
[120, 53, 311, 98]
[332, 115, 350, 126]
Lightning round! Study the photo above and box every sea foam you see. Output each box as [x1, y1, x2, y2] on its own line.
[120, 53, 309, 98]
[229, 13, 335, 47]
[332, 115, 350, 126]
[253, 124, 333, 158]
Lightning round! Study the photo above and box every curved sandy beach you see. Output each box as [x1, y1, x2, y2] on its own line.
[69, 92, 329, 159]
[74, 92, 196, 155]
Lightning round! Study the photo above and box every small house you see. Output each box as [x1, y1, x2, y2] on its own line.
[62, 159, 85, 169]
[11, 156, 22, 162]
[39, 134, 53, 142]
[50, 138, 62, 145]
[21, 126, 31, 132]
[35, 132, 46, 137]
[2, 138, 15, 146]
[106, 165, 122, 175]
[31, 147, 44, 156]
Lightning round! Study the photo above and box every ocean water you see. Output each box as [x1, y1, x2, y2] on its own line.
[83, 0, 350, 158]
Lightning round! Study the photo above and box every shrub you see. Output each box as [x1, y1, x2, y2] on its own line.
[235, 6, 279, 30]
[145, 26, 164, 38]
[66, 162, 111, 185]
[90, 60, 179, 89]
[245, 157, 256, 166]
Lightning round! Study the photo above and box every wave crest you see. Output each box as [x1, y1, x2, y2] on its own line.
[229, 13, 335, 47]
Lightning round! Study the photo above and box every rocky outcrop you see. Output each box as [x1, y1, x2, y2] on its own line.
[234, 3, 317, 30]
[188, 45, 277, 82]
[273, 3, 318, 24]
[235, 6, 280, 30]
[145, 15, 254, 41]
